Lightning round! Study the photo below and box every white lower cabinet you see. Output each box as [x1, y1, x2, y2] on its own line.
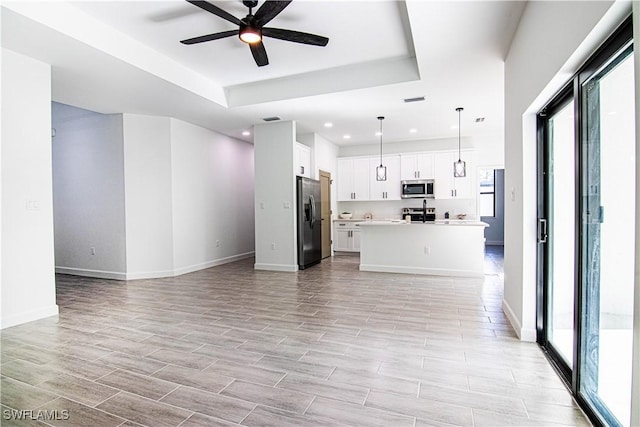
[333, 222, 361, 252]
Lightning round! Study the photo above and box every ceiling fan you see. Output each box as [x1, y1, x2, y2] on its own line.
[181, 0, 329, 67]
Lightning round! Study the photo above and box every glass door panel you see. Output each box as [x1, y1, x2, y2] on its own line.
[546, 100, 576, 369]
[580, 46, 635, 427]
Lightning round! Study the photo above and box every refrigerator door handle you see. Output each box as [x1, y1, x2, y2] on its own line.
[309, 195, 316, 228]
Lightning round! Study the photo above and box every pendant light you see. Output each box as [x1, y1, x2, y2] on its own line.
[376, 116, 387, 181]
[453, 107, 466, 177]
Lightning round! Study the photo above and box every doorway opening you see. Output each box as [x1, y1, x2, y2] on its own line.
[319, 170, 332, 259]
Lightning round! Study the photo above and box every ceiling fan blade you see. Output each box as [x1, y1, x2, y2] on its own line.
[180, 29, 239, 44]
[252, 1, 291, 28]
[249, 41, 269, 67]
[262, 27, 328, 46]
[186, 0, 243, 26]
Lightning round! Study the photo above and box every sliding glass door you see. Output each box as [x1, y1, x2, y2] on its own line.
[537, 93, 576, 381]
[579, 41, 635, 427]
[537, 18, 635, 427]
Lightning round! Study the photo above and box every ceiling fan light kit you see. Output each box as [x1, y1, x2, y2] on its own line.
[182, 0, 329, 67]
[239, 26, 262, 44]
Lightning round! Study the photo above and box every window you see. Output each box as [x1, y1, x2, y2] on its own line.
[479, 168, 495, 217]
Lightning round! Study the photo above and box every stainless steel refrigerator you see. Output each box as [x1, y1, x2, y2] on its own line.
[296, 176, 322, 269]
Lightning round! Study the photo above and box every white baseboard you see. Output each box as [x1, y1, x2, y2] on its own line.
[502, 298, 536, 342]
[55, 267, 127, 280]
[171, 252, 255, 277]
[254, 263, 298, 272]
[56, 251, 255, 281]
[359, 264, 484, 278]
[1, 305, 59, 330]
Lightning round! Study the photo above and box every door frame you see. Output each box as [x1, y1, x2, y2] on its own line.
[536, 84, 577, 389]
[535, 16, 633, 427]
[319, 170, 332, 259]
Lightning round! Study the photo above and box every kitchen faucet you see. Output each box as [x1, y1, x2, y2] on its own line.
[422, 199, 427, 223]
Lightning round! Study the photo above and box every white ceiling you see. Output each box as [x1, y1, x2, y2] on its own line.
[1, 0, 526, 146]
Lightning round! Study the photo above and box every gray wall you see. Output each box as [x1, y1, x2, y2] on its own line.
[52, 102, 127, 277]
[52, 103, 255, 280]
[482, 169, 504, 245]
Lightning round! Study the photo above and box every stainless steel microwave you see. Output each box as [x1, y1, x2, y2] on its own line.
[401, 179, 434, 199]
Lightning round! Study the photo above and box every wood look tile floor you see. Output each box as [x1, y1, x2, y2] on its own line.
[1, 248, 590, 426]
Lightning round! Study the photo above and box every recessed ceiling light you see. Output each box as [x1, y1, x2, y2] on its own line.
[409, 128, 417, 133]
[450, 125, 458, 130]
[242, 131, 251, 136]
[475, 117, 485, 123]
[375, 131, 382, 137]
[324, 122, 333, 128]
[343, 134, 351, 139]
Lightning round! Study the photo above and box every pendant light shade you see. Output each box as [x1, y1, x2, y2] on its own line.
[376, 116, 387, 181]
[454, 107, 466, 178]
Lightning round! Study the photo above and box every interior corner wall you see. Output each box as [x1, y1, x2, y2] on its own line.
[254, 121, 297, 271]
[169, 118, 255, 276]
[503, 0, 618, 341]
[1, 48, 58, 328]
[51, 102, 127, 279]
[122, 114, 174, 279]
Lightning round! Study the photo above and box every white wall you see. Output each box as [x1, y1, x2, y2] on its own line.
[1, 49, 58, 328]
[337, 134, 503, 168]
[123, 114, 174, 278]
[254, 121, 297, 271]
[338, 136, 472, 158]
[170, 119, 255, 275]
[52, 106, 255, 281]
[631, 7, 640, 425]
[338, 199, 475, 221]
[52, 102, 127, 279]
[503, 0, 622, 340]
[298, 132, 339, 215]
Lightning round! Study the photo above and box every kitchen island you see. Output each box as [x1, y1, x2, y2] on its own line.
[358, 220, 489, 277]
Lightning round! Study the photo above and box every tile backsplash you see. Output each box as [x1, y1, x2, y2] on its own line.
[337, 198, 477, 220]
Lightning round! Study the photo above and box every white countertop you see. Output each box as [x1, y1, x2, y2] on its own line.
[356, 219, 488, 227]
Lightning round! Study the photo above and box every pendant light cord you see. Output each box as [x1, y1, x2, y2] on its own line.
[378, 116, 384, 166]
[456, 107, 463, 161]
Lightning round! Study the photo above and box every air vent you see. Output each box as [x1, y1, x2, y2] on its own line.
[403, 96, 426, 103]
[262, 116, 281, 122]
[475, 117, 485, 123]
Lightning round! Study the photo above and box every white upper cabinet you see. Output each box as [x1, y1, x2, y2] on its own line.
[294, 142, 311, 178]
[337, 157, 370, 201]
[433, 150, 474, 199]
[400, 153, 434, 180]
[369, 155, 401, 200]
[337, 150, 473, 202]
